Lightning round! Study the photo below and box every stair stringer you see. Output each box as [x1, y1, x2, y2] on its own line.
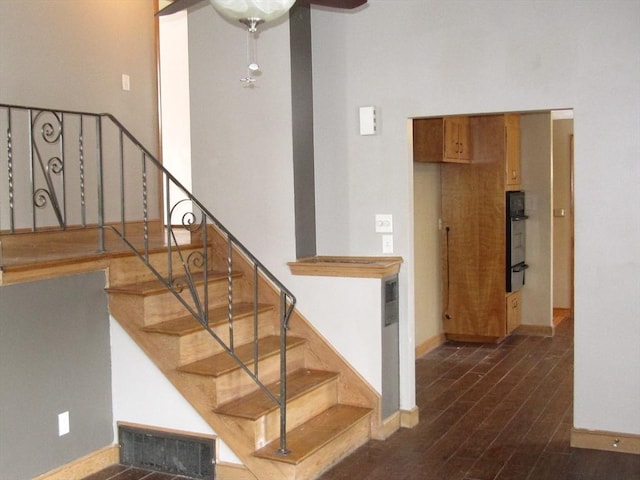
[106, 236, 381, 480]
[204, 224, 383, 434]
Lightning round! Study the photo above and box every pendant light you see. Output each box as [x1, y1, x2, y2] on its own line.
[208, 0, 296, 84]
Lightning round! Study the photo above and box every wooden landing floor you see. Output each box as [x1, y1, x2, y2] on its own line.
[0, 225, 193, 285]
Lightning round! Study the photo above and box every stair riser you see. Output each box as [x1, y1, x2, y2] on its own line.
[296, 415, 371, 480]
[109, 245, 215, 286]
[176, 314, 278, 365]
[135, 279, 241, 326]
[213, 346, 306, 406]
[254, 380, 339, 450]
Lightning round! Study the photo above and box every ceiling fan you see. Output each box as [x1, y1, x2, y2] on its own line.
[157, 0, 368, 17]
[157, 0, 367, 84]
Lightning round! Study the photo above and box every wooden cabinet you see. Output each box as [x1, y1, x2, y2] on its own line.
[441, 114, 521, 342]
[506, 291, 521, 334]
[505, 114, 521, 189]
[413, 116, 471, 163]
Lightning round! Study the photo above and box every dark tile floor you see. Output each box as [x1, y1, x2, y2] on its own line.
[318, 316, 640, 480]
[82, 463, 198, 480]
[87, 316, 640, 480]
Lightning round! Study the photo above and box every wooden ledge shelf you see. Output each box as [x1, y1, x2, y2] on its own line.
[288, 256, 403, 279]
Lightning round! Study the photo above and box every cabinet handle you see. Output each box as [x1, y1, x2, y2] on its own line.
[459, 142, 463, 154]
[512, 170, 517, 179]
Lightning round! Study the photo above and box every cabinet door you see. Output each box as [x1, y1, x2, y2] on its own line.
[506, 291, 521, 334]
[443, 117, 459, 161]
[457, 116, 472, 162]
[444, 117, 472, 163]
[505, 114, 521, 188]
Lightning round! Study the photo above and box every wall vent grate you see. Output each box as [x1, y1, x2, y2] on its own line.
[118, 425, 215, 479]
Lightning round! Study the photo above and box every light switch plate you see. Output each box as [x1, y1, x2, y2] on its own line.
[382, 235, 394, 254]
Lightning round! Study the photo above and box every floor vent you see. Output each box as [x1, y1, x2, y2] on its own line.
[118, 424, 215, 479]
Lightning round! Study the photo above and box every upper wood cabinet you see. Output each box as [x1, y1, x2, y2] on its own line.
[505, 114, 521, 189]
[413, 116, 472, 163]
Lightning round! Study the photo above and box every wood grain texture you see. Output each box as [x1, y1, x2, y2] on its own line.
[33, 445, 119, 480]
[288, 256, 402, 278]
[413, 117, 472, 163]
[441, 115, 510, 340]
[571, 428, 640, 455]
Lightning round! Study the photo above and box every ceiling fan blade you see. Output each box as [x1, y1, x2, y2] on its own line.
[156, 0, 206, 16]
[297, 0, 367, 9]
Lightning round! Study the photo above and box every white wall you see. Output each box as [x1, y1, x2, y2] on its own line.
[110, 319, 241, 463]
[413, 162, 442, 348]
[0, 0, 159, 152]
[186, 0, 395, 411]
[553, 119, 574, 309]
[184, 0, 640, 441]
[188, 5, 296, 276]
[521, 113, 553, 328]
[308, 0, 640, 436]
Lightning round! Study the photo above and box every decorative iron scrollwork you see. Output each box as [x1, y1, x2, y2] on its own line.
[31, 110, 65, 227]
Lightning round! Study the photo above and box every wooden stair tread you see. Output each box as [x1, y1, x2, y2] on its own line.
[215, 369, 339, 420]
[106, 270, 240, 296]
[178, 335, 305, 377]
[253, 404, 373, 465]
[142, 303, 274, 336]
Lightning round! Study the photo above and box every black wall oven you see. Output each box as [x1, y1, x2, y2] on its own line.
[506, 191, 529, 292]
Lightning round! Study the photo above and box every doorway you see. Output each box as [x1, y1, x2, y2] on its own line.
[551, 113, 574, 325]
[412, 110, 575, 353]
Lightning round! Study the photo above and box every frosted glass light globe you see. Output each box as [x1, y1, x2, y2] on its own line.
[209, 0, 296, 23]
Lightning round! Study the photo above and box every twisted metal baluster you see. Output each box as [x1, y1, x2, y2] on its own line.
[202, 215, 209, 327]
[6, 108, 15, 232]
[165, 174, 173, 285]
[253, 265, 259, 378]
[142, 152, 149, 260]
[79, 116, 86, 227]
[29, 109, 35, 230]
[96, 116, 105, 252]
[120, 130, 126, 236]
[227, 238, 234, 353]
[60, 112, 67, 228]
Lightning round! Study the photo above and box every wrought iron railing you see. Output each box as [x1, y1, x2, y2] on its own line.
[0, 103, 295, 455]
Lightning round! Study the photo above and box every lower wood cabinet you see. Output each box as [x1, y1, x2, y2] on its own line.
[506, 291, 521, 334]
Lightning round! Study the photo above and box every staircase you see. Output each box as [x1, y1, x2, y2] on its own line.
[103, 227, 377, 480]
[0, 104, 380, 480]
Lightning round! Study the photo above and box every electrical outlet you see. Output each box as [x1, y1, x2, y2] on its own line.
[58, 411, 70, 436]
[375, 214, 393, 233]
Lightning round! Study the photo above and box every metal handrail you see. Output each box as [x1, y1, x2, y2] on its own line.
[0, 103, 295, 455]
